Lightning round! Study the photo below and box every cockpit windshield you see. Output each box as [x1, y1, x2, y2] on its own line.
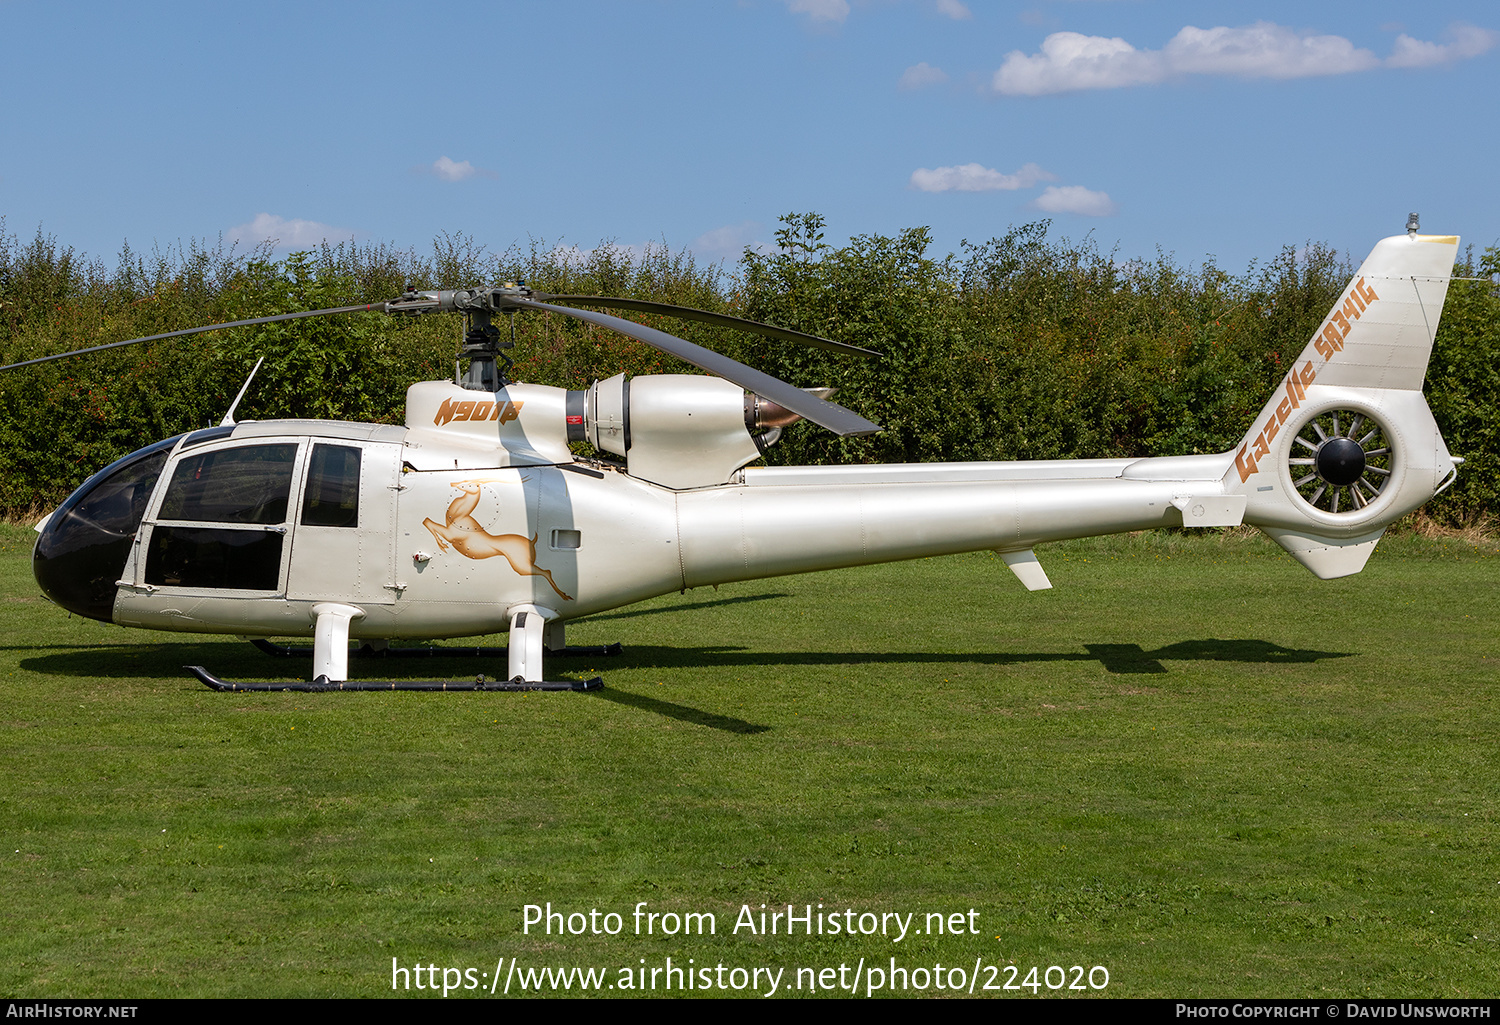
[42, 435, 179, 553]
[32, 434, 181, 621]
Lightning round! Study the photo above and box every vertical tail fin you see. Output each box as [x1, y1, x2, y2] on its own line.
[1224, 229, 1461, 578]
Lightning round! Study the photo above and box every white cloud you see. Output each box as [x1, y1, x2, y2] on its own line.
[227, 213, 357, 249]
[935, 0, 971, 20]
[993, 21, 1493, 95]
[434, 156, 477, 181]
[691, 221, 766, 262]
[784, 0, 849, 24]
[1031, 185, 1117, 216]
[424, 155, 497, 182]
[909, 162, 1056, 193]
[1163, 23, 1378, 78]
[899, 61, 949, 89]
[995, 32, 1160, 95]
[1387, 23, 1498, 68]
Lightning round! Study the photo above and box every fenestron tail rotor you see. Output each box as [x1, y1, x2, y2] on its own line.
[1287, 409, 1395, 515]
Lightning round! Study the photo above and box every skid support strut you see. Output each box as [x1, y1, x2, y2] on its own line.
[312, 602, 365, 682]
[187, 602, 603, 691]
[508, 604, 551, 683]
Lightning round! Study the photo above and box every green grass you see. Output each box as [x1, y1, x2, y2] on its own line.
[1, 522, 1497, 998]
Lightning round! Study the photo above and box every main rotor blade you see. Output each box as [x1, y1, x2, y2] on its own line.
[532, 294, 879, 358]
[510, 297, 881, 437]
[0, 303, 387, 372]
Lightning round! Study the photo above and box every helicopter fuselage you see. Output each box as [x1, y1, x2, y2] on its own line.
[38, 379, 1231, 643]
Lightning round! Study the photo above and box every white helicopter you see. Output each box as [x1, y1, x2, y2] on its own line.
[14, 218, 1462, 691]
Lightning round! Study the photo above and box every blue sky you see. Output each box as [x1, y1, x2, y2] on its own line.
[2, 0, 1495, 275]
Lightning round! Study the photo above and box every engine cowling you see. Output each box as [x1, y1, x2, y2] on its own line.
[583, 374, 765, 490]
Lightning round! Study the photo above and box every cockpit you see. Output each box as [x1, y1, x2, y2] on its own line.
[32, 434, 181, 621]
[32, 425, 379, 623]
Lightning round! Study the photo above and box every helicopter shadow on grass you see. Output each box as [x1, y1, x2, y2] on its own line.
[588, 638, 1353, 732]
[17, 637, 1356, 683]
[17, 637, 1353, 737]
[574, 592, 791, 622]
[603, 639, 1357, 676]
[18, 640, 778, 736]
[585, 686, 771, 735]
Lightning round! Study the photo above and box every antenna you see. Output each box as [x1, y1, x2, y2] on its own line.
[220, 356, 266, 426]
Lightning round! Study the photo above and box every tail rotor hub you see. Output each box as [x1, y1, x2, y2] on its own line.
[1288, 409, 1394, 515]
[1314, 436, 1366, 486]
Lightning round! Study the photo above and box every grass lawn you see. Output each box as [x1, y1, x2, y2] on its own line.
[1, 522, 1496, 998]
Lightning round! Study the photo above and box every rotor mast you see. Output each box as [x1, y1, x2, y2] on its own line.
[388, 284, 531, 392]
[458, 308, 511, 391]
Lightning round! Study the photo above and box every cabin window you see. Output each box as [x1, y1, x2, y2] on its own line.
[301, 444, 361, 528]
[158, 444, 297, 524]
[144, 527, 284, 590]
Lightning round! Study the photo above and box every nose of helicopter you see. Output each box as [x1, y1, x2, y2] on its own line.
[31, 437, 178, 623]
[32, 509, 132, 623]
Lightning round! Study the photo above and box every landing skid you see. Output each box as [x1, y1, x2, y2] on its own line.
[248, 638, 623, 659]
[230, 603, 599, 690]
[188, 666, 602, 692]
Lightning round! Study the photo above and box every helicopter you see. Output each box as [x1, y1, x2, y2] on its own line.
[12, 218, 1463, 692]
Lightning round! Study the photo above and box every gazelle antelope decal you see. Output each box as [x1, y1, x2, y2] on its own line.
[422, 478, 573, 601]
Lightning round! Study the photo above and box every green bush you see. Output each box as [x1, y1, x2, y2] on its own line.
[2, 214, 1495, 524]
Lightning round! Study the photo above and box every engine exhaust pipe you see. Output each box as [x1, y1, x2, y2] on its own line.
[746, 387, 837, 430]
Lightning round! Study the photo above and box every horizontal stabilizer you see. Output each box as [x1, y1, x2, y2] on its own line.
[1261, 526, 1386, 579]
[1171, 495, 1246, 527]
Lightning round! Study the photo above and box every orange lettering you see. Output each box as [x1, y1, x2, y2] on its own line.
[1235, 445, 1258, 483]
